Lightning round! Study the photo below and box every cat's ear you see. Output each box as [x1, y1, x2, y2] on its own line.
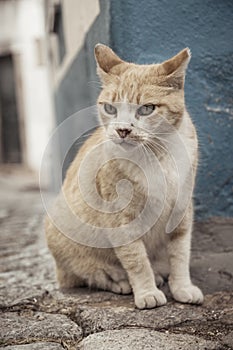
[94, 44, 124, 83]
[95, 44, 123, 73]
[158, 48, 191, 89]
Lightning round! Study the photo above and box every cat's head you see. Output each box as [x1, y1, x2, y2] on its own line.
[95, 44, 191, 148]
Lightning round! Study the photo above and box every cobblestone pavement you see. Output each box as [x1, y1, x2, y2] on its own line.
[0, 169, 233, 349]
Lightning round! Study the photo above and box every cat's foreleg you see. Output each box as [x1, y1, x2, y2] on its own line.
[115, 239, 167, 309]
[167, 211, 204, 304]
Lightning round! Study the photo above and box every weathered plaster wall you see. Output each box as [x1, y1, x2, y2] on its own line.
[110, 0, 233, 219]
[54, 0, 110, 124]
[54, 0, 110, 172]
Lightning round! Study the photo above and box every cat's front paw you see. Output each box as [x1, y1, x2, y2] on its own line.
[135, 288, 167, 309]
[170, 283, 204, 304]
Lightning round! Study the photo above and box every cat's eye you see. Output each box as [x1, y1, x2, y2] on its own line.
[104, 103, 117, 115]
[137, 104, 156, 116]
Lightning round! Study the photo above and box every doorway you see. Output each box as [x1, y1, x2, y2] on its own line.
[0, 53, 22, 163]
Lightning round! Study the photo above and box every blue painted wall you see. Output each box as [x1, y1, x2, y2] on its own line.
[110, 0, 233, 219]
[55, 0, 233, 219]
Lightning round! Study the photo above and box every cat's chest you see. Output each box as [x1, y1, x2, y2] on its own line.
[106, 155, 178, 197]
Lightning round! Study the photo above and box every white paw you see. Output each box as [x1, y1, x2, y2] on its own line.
[135, 289, 167, 309]
[111, 280, 132, 295]
[170, 283, 204, 304]
[105, 266, 128, 282]
[154, 273, 164, 287]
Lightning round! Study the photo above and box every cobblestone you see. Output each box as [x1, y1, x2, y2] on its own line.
[0, 169, 232, 349]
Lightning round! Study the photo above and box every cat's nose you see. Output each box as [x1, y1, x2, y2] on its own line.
[116, 128, 132, 138]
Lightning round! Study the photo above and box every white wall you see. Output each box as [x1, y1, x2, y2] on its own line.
[50, 0, 100, 86]
[0, 0, 55, 173]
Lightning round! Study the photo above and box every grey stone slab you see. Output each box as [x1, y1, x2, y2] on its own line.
[76, 301, 203, 335]
[75, 292, 233, 340]
[191, 217, 233, 295]
[77, 329, 218, 350]
[0, 246, 56, 308]
[1, 311, 82, 347]
[0, 285, 48, 309]
[191, 251, 233, 294]
[222, 331, 233, 348]
[4, 343, 64, 350]
[0, 172, 233, 350]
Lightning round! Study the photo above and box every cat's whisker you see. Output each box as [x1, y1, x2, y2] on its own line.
[144, 141, 159, 155]
[137, 125, 175, 136]
[151, 136, 174, 147]
[140, 143, 159, 181]
[144, 141, 163, 158]
[151, 136, 197, 151]
[146, 139, 168, 155]
[148, 136, 168, 147]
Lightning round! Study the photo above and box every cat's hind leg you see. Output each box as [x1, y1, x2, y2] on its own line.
[154, 272, 165, 287]
[56, 266, 85, 289]
[87, 267, 132, 295]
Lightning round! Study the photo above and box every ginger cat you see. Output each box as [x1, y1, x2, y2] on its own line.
[45, 44, 204, 309]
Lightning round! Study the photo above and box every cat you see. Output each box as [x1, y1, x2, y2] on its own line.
[45, 44, 204, 309]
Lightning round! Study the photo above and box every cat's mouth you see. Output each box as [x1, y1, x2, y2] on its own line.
[109, 137, 141, 152]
